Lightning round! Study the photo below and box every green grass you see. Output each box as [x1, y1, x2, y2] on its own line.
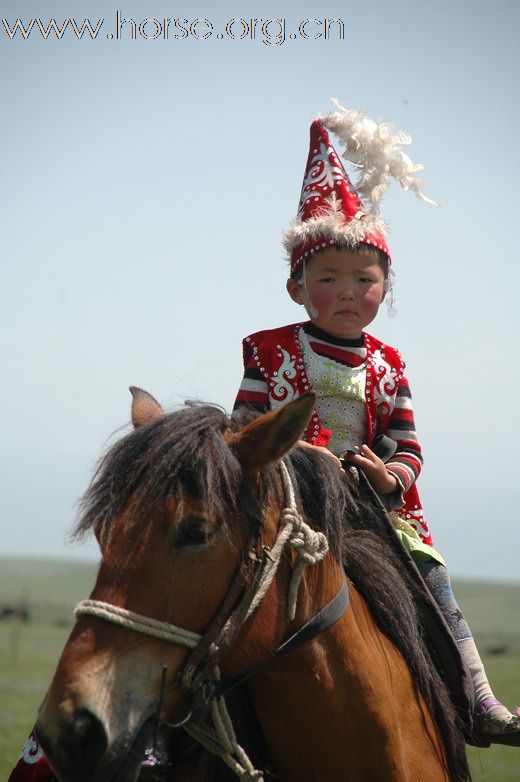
[455, 581, 520, 780]
[467, 653, 520, 780]
[1, 558, 519, 780]
[0, 558, 97, 779]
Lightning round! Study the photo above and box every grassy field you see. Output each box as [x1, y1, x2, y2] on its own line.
[0, 558, 97, 780]
[0, 557, 519, 780]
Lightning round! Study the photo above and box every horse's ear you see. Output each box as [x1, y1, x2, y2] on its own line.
[230, 393, 316, 470]
[129, 386, 164, 428]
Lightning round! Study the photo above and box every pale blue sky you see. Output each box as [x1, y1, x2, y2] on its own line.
[1, 0, 519, 581]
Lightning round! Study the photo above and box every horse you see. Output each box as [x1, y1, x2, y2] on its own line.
[35, 389, 470, 782]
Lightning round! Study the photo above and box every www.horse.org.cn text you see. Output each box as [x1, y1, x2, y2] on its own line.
[1, 14, 346, 46]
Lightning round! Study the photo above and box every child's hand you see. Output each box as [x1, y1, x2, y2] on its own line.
[297, 440, 345, 474]
[344, 444, 397, 494]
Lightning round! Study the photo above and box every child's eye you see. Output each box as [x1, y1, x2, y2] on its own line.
[359, 277, 373, 283]
[319, 277, 335, 283]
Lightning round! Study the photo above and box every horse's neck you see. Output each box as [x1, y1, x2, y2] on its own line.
[248, 584, 450, 782]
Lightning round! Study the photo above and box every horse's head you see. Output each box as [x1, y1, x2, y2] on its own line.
[37, 389, 327, 782]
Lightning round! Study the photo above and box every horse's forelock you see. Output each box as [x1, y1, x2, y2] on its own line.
[72, 403, 350, 561]
[73, 404, 244, 541]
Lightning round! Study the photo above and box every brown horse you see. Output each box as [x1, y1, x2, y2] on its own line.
[36, 390, 469, 782]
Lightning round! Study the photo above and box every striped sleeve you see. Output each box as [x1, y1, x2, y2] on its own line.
[384, 376, 423, 495]
[233, 358, 269, 413]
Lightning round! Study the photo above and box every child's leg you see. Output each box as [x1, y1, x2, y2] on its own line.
[415, 559, 520, 736]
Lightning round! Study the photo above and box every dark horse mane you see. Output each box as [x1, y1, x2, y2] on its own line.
[75, 403, 470, 782]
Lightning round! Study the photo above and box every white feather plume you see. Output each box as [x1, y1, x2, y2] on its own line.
[319, 98, 438, 209]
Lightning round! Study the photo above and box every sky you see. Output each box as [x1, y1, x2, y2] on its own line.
[1, 0, 519, 582]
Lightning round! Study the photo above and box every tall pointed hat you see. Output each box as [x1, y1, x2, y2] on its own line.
[284, 99, 436, 276]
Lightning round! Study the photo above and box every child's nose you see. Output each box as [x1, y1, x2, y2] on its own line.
[339, 284, 355, 299]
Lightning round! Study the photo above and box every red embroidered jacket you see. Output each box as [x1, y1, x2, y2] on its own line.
[8, 732, 56, 782]
[234, 322, 432, 545]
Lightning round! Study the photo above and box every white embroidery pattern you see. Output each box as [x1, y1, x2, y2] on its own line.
[297, 142, 347, 217]
[370, 349, 399, 416]
[21, 735, 44, 765]
[269, 349, 297, 407]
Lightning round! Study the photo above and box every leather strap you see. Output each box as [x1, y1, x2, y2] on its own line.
[180, 537, 263, 690]
[215, 579, 350, 699]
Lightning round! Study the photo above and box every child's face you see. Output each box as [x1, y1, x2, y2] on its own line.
[287, 248, 386, 338]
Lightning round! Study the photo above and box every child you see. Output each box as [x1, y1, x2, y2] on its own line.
[234, 101, 520, 744]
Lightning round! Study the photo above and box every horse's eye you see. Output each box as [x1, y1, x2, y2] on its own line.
[175, 517, 209, 547]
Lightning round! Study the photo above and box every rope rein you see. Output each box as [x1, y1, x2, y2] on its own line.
[74, 460, 329, 782]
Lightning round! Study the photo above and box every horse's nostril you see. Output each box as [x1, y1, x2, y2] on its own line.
[69, 708, 108, 764]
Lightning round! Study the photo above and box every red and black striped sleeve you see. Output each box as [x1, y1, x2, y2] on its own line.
[384, 376, 423, 495]
[233, 338, 269, 412]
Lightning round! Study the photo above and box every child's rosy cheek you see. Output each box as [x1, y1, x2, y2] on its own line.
[311, 287, 334, 310]
[364, 287, 384, 305]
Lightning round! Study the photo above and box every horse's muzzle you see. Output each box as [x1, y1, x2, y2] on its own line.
[36, 712, 156, 782]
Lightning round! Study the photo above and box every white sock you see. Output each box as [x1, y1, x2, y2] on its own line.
[457, 636, 511, 719]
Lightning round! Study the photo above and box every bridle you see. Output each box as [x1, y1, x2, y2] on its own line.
[75, 461, 349, 781]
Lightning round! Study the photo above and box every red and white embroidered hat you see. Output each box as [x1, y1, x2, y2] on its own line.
[284, 99, 436, 277]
